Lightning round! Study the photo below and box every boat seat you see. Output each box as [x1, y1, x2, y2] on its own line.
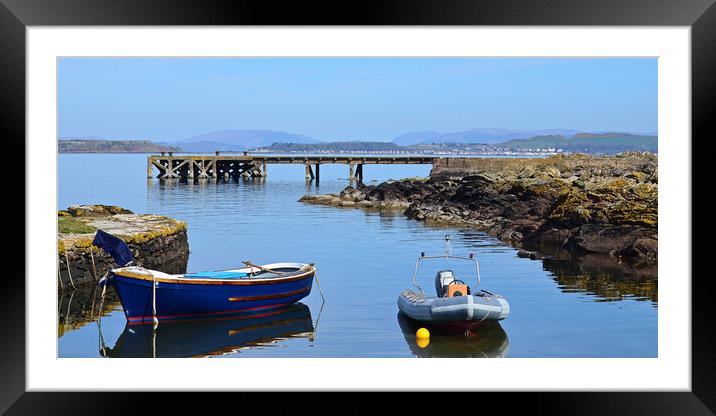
[184, 271, 250, 279]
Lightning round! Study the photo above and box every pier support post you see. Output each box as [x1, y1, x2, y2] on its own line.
[305, 164, 315, 180]
[262, 161, 267, 177]
[348, 163, 355, 180]
[188, 159, 195, 179]
[315, 163, 320, 183]
[167, 156, 179, 179]
[197, 160, 207, 178]
[147, 157, 154, 178]
[356, 164, 364, 182]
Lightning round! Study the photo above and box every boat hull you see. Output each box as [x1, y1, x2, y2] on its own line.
[110, 268, 314, 323]
[397, 289, 510, 326]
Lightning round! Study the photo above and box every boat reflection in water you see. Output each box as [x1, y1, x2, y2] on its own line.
[397, 313, 509, 358]
[102, 303, 314, 358]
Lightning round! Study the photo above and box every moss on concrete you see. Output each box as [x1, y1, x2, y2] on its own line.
[58, 217, 97, 234]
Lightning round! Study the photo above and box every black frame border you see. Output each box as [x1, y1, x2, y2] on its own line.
[1, 0, 712, 414]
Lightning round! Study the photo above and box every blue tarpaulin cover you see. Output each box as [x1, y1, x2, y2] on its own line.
[184, 271, 249, 279]
[92, 230, 133, 266]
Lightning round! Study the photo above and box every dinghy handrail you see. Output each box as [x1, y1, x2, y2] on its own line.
[411, 235, 481, 295]
[411, 254, 481, 295]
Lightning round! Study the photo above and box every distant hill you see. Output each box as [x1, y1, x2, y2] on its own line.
[175, 129, 321, 152]
[393, 131, 441, 146]
[499, 133, 657, 153]
[59, 139, 179, 153]
[393, 128, 581, 145]
[261, 141, 403, 153]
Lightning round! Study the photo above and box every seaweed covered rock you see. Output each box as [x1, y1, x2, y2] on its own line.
[61, 204, 134, 217]
[300, 153, 658, 264]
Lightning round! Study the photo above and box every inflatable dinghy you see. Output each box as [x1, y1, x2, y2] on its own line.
[397, 235, 510, 329]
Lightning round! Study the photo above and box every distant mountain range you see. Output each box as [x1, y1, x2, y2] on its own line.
[393, 128, 583, 145]
[173, 129, 321, 152]
[59, 128, 658, 154]
[262, 141, 403, 153]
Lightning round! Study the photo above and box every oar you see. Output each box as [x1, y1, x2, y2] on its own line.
[242, 260, 291, 276]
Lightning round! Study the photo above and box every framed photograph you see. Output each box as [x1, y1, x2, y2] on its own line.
[2, 0, 711, 413]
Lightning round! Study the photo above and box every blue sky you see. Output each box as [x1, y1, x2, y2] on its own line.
[58, 58, 657, 141]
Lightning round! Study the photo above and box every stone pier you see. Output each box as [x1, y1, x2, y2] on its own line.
[57, 205, 189, 288]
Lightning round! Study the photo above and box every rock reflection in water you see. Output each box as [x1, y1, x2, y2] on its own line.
[101, 303, 315, 358]
[57, 284, 121, 338]
[540, 253, 657, 303]
[449, 229, 658, 304]
[397, 313, 509, 358]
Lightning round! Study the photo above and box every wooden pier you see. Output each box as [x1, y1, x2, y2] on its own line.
[147, 152, 436, 182]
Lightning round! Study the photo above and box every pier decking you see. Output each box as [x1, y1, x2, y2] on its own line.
[147, 153, 436, 181]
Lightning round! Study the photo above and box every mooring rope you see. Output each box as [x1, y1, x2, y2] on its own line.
[89, 248, 98, 281]
[96, 273, 110, 357]
[65, 290, 74, 327]
[97, 321, 108, 357]
[152, 273, 159, 328]
[312, 296, 326, 333]
[57, 269, 64, 290]
[63, 251, 77, 289]
[89, 284, 97, 321]
[96, 271, 108, 322]
[152, 328, 157, 358]
[312, 265, 326, 303]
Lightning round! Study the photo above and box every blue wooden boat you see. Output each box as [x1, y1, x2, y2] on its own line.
[108, 262, 315, 324]
[92, 230, 315, 324]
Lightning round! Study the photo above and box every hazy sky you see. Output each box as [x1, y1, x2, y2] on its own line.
[58, 57, 657, 141]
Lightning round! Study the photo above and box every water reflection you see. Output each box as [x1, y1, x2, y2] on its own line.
[397, 313, 509, 358]
[100, 303, 314, 358]
[58, 285, 121, 338]
[542, 254, 657, 303]
[59, 155, 657, 357]
[446, 229, 658, 304]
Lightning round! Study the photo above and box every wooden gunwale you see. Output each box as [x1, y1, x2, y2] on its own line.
[112, 268, 315, 285]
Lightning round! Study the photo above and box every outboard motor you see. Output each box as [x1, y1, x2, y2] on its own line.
[435, 270, 456, 297]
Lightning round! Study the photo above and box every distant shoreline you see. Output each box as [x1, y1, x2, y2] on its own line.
[60, 150, 558, 157]
[58, 131, 658, 155]
[60, 151, 165, 154]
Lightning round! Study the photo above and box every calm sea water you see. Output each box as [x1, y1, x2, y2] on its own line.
[58, 154, 657, 358]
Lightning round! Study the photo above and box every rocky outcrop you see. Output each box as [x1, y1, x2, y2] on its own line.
[58, 205, 189, 288]
[300, 153, 657, 264]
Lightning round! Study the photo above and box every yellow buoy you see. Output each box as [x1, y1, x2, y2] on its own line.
[416, 337, 430, 348]
[416, 327, 430, 339]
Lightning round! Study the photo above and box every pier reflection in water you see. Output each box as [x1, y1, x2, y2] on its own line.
[397, 313, 509, 358]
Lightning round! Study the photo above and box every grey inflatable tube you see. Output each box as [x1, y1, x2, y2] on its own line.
[398, 289, 510, 323]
